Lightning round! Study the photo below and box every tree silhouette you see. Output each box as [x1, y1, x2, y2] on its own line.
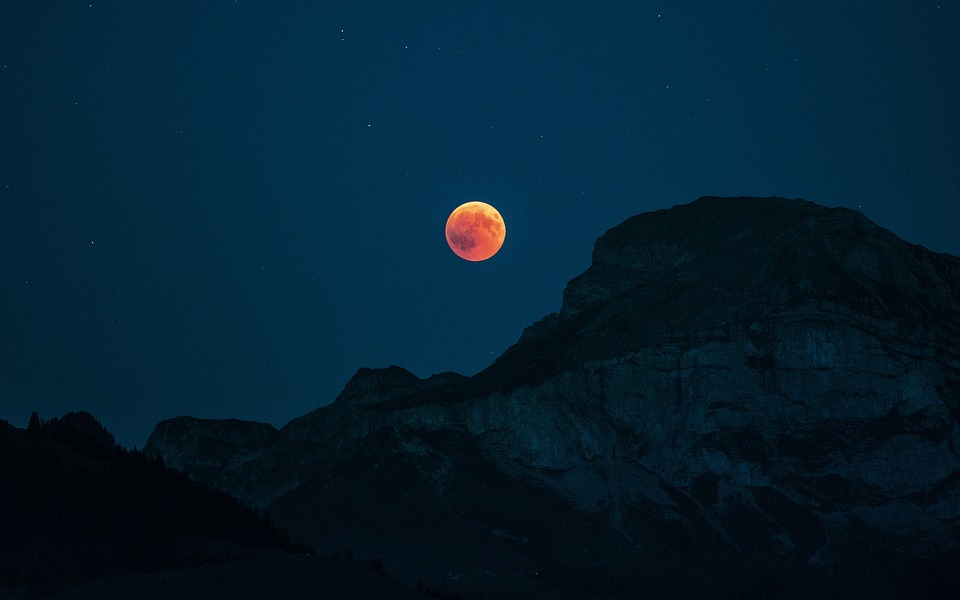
[26, 411, 42, 436]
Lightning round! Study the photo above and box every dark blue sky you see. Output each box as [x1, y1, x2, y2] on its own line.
[2, 2, 957, 448]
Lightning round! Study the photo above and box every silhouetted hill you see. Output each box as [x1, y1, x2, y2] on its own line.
[28, 411, 117, 460]
[147, 197, 960, 599]
[1, 413, 431, 599]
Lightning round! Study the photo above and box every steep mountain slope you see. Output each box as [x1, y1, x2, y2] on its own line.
[1, 414, 430, 600]
[146, 197, 960, 599]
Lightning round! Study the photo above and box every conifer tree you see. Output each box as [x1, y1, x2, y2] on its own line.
[27, 411, 42, 436]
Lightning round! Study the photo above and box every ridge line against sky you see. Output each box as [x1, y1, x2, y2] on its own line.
[1, 2, 957, 447]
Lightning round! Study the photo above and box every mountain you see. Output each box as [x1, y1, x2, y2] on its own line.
[0, 413, 431, 600]
[145, 197, 960, 599]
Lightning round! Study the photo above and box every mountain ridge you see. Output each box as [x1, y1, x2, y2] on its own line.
[145, 196, 960, 598]
[0, 412, 326, 598]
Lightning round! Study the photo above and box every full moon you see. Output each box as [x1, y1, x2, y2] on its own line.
[445, 201, 506, 261]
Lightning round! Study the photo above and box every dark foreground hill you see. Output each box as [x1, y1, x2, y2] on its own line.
[0, 413, 430, 599]
[147, 197, 960, 599]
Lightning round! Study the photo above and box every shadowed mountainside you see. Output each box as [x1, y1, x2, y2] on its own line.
[0, 413, 433, 600]
[146, 197, 960, 599]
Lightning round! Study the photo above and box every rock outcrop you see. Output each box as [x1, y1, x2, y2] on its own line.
[145, 197, 960, 599]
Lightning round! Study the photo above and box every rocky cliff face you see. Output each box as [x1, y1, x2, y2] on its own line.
[145, 197, 960, 598]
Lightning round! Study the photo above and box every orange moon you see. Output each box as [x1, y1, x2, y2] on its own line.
[445, 201, 506, 261]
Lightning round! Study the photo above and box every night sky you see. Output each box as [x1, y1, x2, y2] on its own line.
[2, 2, 957, 448]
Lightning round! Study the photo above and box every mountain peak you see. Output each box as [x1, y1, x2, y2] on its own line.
[333, 365, 423, 405]
[480, 196, 960, 394]
[563, 195, 957, 318]
[146, 197, 960, 599]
